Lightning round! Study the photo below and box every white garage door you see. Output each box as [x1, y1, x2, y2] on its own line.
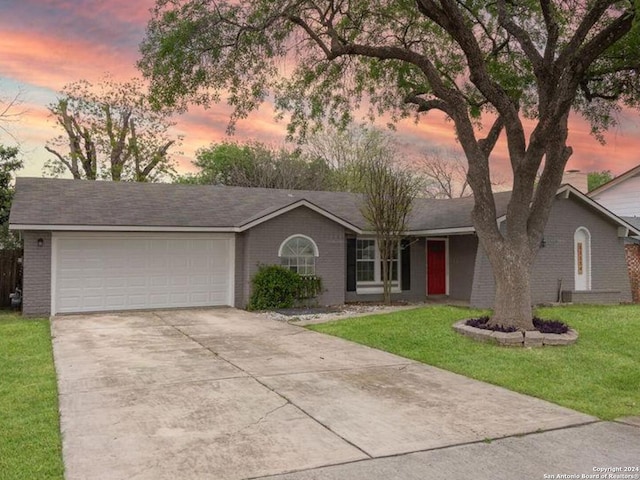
[52, 232, 234, 314]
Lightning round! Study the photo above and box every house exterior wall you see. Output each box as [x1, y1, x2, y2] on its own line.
[625, 244, 640, 303]
[234, 233, 245, 307]
[591, 174, 640, 217]
[22, 231, 52, 317]
[345, 237, 427, 303]
[470, 195, 632, 308]
[240, 206, 346, 307]
[448, 234, 478, 301]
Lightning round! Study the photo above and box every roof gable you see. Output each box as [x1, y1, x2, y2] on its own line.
[588, 164, 640, 197]
[237, 199, 362, 233]
[557, 185, 640, 236]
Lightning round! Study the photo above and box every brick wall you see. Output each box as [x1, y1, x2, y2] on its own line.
[241, 207, 347, 307]
[448, 234, 478, 301]
[471, 195, 632, 308]
[22, 231, 52, 317]
[625, 244, 640, 303]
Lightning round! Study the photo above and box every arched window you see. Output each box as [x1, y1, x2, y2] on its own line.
[278, 235, 319, 276]
[574, 227, 591, 291]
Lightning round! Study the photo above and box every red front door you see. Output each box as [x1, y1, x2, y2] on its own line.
[427, 240, 446, 295]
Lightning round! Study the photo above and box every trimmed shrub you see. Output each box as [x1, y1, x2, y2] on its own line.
[297, 275, 323, 300]
[247, 265, 303, 311]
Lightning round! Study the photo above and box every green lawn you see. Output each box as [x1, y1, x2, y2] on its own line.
[0, 311, 64, 480]
[309, 304, 640, 420]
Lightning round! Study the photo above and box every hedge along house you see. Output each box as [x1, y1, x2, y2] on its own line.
[9, 178, 639, 316]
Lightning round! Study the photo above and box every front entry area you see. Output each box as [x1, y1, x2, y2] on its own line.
[427, 239, 447, 295]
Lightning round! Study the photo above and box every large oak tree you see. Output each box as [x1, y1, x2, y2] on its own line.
[139, 0, 640, 330]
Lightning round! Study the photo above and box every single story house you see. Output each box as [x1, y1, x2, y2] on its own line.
[9, 177, 639, 316]
[588, 163, 640, 302]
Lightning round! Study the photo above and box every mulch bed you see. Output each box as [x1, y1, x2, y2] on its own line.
[466, 316, 569, 334]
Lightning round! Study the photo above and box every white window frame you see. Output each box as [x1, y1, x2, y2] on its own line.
[278, 234, 319, 277]
[355, 237, 401, 294]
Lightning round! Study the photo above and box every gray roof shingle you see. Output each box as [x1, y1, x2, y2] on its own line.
[9, 177, 511, 232]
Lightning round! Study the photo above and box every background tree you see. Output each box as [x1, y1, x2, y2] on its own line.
[44, 77, 180, 182]
[418, 149, 506, 198]
[178, 140, 332, 190]
[140, 1, 640, 330]
[0, 89, 27, 145]
[419, 152, 471, 199]
[0, 145, 22, 249]
[588, 170, 614, 192]
[305, 126, 394, 192]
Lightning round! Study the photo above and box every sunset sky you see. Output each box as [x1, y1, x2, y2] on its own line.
[1, 0, 638, 180]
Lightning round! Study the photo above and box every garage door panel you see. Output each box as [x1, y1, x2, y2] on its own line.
[54, 234, 233, 314]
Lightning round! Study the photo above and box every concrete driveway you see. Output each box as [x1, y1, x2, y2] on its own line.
[52, 308, 605, 479]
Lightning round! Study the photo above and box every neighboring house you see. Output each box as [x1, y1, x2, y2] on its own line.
[589, 164, 640, 302]
[9, 178, 639, 316]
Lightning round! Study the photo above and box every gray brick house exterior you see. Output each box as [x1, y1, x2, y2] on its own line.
[238, 207, 347, 306]
[471, 194, 632, 307]
[9, 178, 638, 316]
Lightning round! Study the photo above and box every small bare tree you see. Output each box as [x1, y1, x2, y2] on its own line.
[360, 156, 421, 305]
[419, 150, 505, 199]
[420, 153, 471, 199]
[0, 89, 27, 145]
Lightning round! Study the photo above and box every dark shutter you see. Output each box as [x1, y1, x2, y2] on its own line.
[346, 238, 357, 292]
[401, 238, 411, 291]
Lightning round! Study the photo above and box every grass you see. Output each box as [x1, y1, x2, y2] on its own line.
[0, 310, 64, 480]
[309, 304, 640, 420]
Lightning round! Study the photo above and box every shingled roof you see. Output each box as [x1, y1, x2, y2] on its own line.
[10, 177, 511, 233]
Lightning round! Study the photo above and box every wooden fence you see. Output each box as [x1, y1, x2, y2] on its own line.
[0, 249, 22, 308]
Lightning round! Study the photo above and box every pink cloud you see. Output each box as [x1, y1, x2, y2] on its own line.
[2, 0, 638, 183]
[0, 31, 139, 90]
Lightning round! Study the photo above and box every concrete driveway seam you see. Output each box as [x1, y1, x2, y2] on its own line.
[170, 323, 375, 460]
[245, 419, 604, 480]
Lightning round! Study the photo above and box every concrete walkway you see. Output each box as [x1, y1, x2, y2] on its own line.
[52, 308, 619, 480]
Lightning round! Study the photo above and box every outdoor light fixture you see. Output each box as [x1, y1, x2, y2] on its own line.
[540, 237, 546, 248]
[37, 238, 44, 248]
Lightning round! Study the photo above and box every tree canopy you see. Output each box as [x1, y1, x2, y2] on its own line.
[588, 170, 614, 191]
[45, 77, 180, 182]
[0, 145, 22, 248]
[140, 0, 640, 330]
[178, 140, 332, 190]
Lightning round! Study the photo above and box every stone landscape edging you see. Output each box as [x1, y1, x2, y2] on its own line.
[452, 320, 578, 347]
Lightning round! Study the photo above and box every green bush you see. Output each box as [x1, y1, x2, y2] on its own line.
[247, 265, 324, 310]
[247, 265, 303, 310]
[297, 275, 323, 300]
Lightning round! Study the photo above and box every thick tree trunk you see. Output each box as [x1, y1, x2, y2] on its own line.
[488, 248, 535, 331]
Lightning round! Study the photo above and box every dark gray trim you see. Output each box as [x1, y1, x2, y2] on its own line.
[401, 238, 411, 291]
[346, 238, 357, 292]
